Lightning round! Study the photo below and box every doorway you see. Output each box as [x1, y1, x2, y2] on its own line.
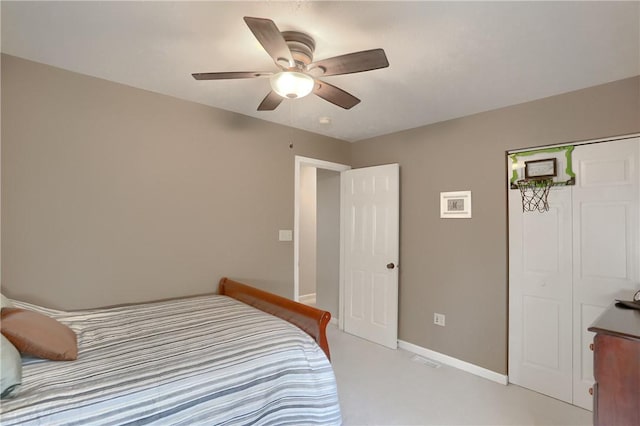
[294, 156, 350, 322]
[295, 156, 401, 347]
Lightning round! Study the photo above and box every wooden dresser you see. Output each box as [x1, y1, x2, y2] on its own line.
[588, 304, 640, 426]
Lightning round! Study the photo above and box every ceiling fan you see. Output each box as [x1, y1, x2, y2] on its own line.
[192, 17, 389, 111]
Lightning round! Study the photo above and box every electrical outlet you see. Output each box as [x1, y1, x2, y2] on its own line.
[434, 313, 446, 327]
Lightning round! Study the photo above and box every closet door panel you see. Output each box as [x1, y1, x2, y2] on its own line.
[572, 137, 639, 410]
[509, 186, 573, 403]
[579, 203, 629, 279]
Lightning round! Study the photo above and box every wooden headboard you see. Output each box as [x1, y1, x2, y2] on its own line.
[218, 277, 332, 360]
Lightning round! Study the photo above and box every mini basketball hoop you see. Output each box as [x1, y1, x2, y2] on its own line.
[509, 145, 576, 213]
[516, 178, 553, 213]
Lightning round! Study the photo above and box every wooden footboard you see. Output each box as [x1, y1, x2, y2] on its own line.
[218, 277, 332, 360]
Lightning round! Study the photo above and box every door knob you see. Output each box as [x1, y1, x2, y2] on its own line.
[386, 262, 395, 269]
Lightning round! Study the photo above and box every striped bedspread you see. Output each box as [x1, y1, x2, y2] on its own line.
[0, 295, 341, 425]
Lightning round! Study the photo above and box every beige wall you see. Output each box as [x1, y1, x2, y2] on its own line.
[299, 165, 317, 296]
[316, 168, 341, 318]
[3, 53, 639, 376]
[350, 75, 640, 374]
[1, 54, 351, 309]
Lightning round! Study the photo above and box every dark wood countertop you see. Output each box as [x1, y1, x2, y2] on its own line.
[588, 303, 640, 340]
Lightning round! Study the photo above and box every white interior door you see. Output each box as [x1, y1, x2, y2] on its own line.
[571, 137, 639, 410]
[508, 186, 574, 403]
[341, 164, 399, 349]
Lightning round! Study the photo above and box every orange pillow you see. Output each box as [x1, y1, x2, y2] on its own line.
[1, 308, 77, 361]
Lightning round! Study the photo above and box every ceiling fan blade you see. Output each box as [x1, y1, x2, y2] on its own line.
[244, 17, 294, 68]
[257, 91, 284, 111]
[308, 48, 389, 77]
[313, 80, 361, 109]
[192, 71, 273, 80]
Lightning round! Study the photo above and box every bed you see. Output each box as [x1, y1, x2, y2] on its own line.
[0, 277, 341, 425]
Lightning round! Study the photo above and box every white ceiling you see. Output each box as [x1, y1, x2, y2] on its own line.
[2, 1, 639, 142]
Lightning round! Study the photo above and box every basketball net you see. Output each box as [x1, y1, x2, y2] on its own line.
[516, 179, 553, 213]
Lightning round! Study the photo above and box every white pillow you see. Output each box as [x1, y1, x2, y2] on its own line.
[1, 334, 22, 398]
[1, 293, 14, 309]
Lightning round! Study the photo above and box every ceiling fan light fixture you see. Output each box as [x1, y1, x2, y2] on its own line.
[270, 71, 314, 99]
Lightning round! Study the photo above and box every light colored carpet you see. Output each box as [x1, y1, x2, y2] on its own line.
[328, 326, 591, 426]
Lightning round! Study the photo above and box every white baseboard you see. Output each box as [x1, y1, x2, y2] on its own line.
[398, 340, 508, 385]
[329, 317, 338, 326]
[299, 293, 316, 305]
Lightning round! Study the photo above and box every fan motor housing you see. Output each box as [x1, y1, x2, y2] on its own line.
[281, 31, 315, 67]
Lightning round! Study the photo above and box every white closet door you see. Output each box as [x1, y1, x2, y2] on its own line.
[509, 137, 640, 409]
[508, 186, 573, 403]
[571, 137, 639, 410]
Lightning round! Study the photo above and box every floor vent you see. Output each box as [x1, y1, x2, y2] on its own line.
[411, 355, 441, 368]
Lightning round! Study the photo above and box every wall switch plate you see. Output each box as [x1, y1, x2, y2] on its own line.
[434, 313, 446, 327]
[279, 230, 293, 241]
